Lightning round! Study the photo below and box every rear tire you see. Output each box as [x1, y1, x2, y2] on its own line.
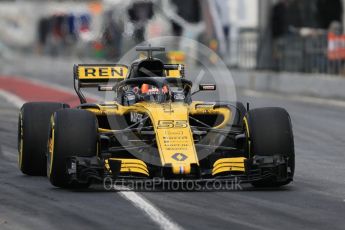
[47, 109, 98, 188]
[18, 102, 69, 176]
[244, 107, 295, 187]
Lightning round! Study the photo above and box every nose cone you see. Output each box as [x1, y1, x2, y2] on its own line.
[140, 102, 199, 174]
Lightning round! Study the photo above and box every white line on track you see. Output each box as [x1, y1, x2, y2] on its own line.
[116, 186, 182, 230]
[0, 90, 25, 108]
[0, 84, 183, 230]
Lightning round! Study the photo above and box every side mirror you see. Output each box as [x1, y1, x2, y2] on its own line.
[192, 84, 216, 96]
[199, 84, 216, 91]
[98, 85, 114, 91]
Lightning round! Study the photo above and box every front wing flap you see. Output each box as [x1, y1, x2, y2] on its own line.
[66, 154, 292, 185]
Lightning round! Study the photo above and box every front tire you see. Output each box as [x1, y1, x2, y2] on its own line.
[18, 102, 69, 176]
[244, 107, 295, 187]
[47, 109, 98, 188]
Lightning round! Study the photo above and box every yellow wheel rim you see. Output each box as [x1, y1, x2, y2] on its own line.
[47, 116, 55, 177]
[243, 117, 251, 157]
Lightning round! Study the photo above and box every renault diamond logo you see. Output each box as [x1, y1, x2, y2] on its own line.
[171, 153, 187, 161]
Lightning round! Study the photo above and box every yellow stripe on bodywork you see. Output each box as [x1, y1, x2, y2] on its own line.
[98, 128, 113, 133]
[189, 101, 232, 129]
[108, 158, 149, 176]
[118, 168, 149, 176]
[212, 157, 246, 176]
[212, 167, 245, 176]
[86, 108, 119, 116]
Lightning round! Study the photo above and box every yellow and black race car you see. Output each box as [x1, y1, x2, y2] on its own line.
[18, 46, 295, 189]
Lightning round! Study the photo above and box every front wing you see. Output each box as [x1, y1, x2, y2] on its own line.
[66, 154, 292, 186]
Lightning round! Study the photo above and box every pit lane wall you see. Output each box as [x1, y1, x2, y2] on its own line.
[231, 70, 345, 101]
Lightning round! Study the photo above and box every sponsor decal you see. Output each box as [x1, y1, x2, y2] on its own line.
[157, 120, 188, 129]
[171, 153, 188, 161]
[76, 65, 128, 79]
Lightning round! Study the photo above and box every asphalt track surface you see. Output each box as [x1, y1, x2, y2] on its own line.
[0, 55, 345, 230]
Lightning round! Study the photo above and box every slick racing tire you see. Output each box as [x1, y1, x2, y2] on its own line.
[18, 102, 70, 176]
[47, 109, 98, 188]
[244, 107, 295, 188]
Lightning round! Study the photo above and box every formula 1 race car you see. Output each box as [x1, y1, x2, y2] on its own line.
[18, 46, 295, 189]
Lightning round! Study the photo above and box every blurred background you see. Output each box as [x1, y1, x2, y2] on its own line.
[1, 0, 345, 75]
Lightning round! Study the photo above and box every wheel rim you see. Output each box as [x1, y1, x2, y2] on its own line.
[47, 116, 55, 178]
[243, 116, 251, 158]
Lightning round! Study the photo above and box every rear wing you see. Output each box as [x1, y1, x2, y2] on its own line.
[73, 63, 185, 103]
[73, 64, 128, 103]
[74, 64, 128, 85]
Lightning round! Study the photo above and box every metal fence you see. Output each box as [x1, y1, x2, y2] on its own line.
[230, 31, 345, 76]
